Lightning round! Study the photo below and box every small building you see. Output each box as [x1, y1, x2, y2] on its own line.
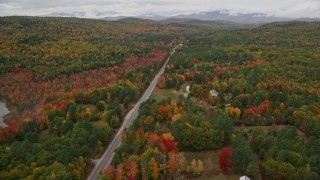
[209, 89, 219, 97]
[240, 176, 250, 180]
[186, 86, 190, 92]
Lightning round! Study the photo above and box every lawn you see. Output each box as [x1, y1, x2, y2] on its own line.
[181, 150, 241, 180]
[150, 87, 181, 102]
[235, 125, 308, 141]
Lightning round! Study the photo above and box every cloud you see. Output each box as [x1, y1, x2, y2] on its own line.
[0, 0, 319, 18]
[277, 1, 320, 18]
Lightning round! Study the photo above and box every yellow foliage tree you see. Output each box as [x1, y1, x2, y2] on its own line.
[226, 107, 241, 120]
[85, 108, 91, 118]
[143, 116, 155, 125]
[191, 159, 197, 176]
[171, 113, 182, 122]
[197, 160, 204, 175]
[220, 82, 228, 92]
[68, 156, 86, 180]
[162, 132, 174, 140]
[157, 75, 166, 89]
[149, 158, 159, 180]
[177, 153, 187, 173]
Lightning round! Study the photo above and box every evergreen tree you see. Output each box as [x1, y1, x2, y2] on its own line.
[231, 135, 255, 173]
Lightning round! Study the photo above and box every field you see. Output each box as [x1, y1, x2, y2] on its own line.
[182, 151, 240, 180]
[150, 88, 182, 102]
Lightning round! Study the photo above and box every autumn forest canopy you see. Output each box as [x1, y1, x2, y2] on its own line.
[0, 16, 319, 179]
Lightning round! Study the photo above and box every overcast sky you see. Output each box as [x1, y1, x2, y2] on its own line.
[0, 0, 319, 18]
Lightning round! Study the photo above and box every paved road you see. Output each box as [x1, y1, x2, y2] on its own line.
[87, 46, 178, 180]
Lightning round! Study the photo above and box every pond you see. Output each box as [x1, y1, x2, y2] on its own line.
[0, 101, 9, 127]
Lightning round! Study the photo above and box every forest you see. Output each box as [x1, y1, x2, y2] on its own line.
[100, 21, 320, 179]
[0, 16, 204, 179]
[0, 16, 319, 179]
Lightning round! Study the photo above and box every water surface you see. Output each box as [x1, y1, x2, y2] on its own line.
[0, 101, 9, 127]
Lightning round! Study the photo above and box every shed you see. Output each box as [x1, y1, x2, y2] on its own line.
[186, 86, 190, 92]
[240, 176, 250, 180]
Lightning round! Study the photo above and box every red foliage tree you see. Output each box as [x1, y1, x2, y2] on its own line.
[37, 114, 45, 125]
[56, 100, 69, 111]
[259, 101, 269, 114]
[136, 128, 145, 144]
[193, 59, 200, 64]
[102, 165, 114, 179]
[167, 152, 178, 178]
[147, 133, 159, 146]
[124, 161, 138, 179]
[164, 139, 177, 152]
[160, 138, 177, 153]
[0, 123, 20, 143]
[157, 106, 167, 117]
[219, 147, 232, 174]
[115, 164, 124, 180]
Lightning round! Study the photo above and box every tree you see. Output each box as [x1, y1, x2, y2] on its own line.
[226, 107, 241, 120]
[25, 132, 39, 143]
[162, 139, 177, 153]
[205, 158, 213, 176]
[68, 156, 86, 179]
[191, 159, 197, 176]
[111, 115, 120, 128]
[96, 101, 105, 112]
[115, 164, 124, 180]
[246, 162, 260, 179]
[276, 150, 304, 167]
[149, 157, 159, 180]
[75, 92, 85, 103]
[102, 166, 114, 179]
[143, 116, 155, 131]
[197, 160, 204, 176]
[125, 161, 138, 179]
[262, 159, 297, 180]
[305, 120, 320, 138]
[157, 75, 166, 89]
[177, 153, 187, 173]
[219, 147, 232, 173]
[155, 122, 161, 134]
[95, 140, 103, 153]
[213, 110, 234, 146]
[160, 133, 177, 152]
[231, 135, 255, 173]
[0, 123, 20, 143]
[157, 106, 167, 117]
[167, 153, 178, 179]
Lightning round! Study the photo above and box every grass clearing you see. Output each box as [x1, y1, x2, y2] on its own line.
[92, 119, 106, 128]
[181, 150, 240, 180]
[236, 125, 308, 141]
[150, 87, 180, 102]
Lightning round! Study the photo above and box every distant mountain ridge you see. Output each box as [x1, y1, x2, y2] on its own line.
[172, 11, 288, 23]
[101, 10, 320, 24]
[161, 18, 258, 29]
[44, 10, 320, 24]
[103, 17, 258, 30]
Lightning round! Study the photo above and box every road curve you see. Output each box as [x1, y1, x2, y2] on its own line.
[87, 46, 178, 180]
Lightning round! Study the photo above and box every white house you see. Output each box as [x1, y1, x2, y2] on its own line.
[209, 89, 219, 97]
[240, 176, 250, 180]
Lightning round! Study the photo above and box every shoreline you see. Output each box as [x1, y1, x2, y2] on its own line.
[0, 101, 10, 127]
